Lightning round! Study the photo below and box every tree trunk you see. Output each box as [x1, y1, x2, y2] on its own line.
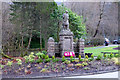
[27, 34, 32, 49]
[21, 35, 24, 48]
[40, 17, 42, 50]
[93, 2, 105, 37]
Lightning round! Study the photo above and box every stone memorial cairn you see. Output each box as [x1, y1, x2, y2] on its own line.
[47, 10, 85, 57]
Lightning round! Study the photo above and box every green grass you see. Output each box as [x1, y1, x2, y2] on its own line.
[84, 46, 119, 56]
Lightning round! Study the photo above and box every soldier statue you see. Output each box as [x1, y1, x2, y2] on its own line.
[63, 10, 70, 31]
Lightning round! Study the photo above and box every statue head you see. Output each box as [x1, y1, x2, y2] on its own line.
[65, 10, 68, 13]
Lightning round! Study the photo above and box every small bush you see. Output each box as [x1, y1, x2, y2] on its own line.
[45, 58, 51, 63]
[80, 59, 84, 62]
[104, 54, 107, 58]
[107, 55, 110, 58]
[70, 56, 75, 62]
[90, 37, 104, 46]
[40, 68, 48, 73]
[52, 58, 59, 63]
[79, 55, 81, 60]
[88, 58, 93, 61]
[52, 56, 55, 60]
[75, 63, 84, 67]
[41, 54, 46, 59]
[16, 59, 22, 65]
[7, 61, 13, 67]
[74, 59, 79, 63]
[110, 53, 114, 58]
[96, 55, 102, 60]
[62, 56, 66, 62]
[89, 55, 94, 61]
[35, 52, 44, 59]
[84, 67, 90, 70]
[115, 54, 119, 58]
[29, 52, 35, 59]
[36, 58, 43, 63]
[82, 62, 88, 66]
[0, 64, 4, 69]
[70, 56, 73, 59]
[29, 59, 35, 63]
[24, 57, 29, 63]
[91, 55, 94, 59]
[65, 60, 71, 64]
[45, 55, 49, 59]
[85, 55, 88, 59]
[42, 50, 47, 55]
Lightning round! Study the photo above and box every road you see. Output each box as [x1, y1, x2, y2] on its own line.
[63, 71, 119, 78]
[85, 44, 118, 50]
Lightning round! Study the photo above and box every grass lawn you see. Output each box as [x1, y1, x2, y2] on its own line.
[84, 46, 119, 56]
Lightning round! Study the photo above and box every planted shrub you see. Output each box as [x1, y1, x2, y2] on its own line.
[82, 62, 88, 66]
[110, 53, 114, 58]
[79, 55, 81, 60]
[42, 50, 47, 55]
[52, 58, 59, 63]
[80, 59, 84, 62]
[96, 55, 102, 60]
[16, 59, 22, 65]
[52, 56, 55, 60]
[74, 59, 79, 63]
[115, 54, 119, 58]
[0, 64, 4, 69]
[89, 55, 94, 61]
[35, 52, 44, 59]
[65, 60, 71, 64]
[75, 63, 84, 67]
[41, 54, 46, 59]
[84, 67, 90, 70]
[45, 55, 49, 59]
[85, 55, 88, 59]
[62, 56, 66, 62]
[24, 56, 29, 63]
[91, 55, 94, 60]
[107, 55, 110, 58]
[70, 56, 75, 62]
[7, 61, 13, 67]
[29, 59, 35, 63]
[45, 58, 51, 63]
[104, 54, 107, 59]
[29, 52, 35, 59]
[40, 68, 48, 73]
[36, 58, 43, 63]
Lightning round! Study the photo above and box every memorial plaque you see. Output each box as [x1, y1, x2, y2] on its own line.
[63, 38, 71, 50]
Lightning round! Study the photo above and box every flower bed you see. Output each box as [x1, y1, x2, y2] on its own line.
[0, 52, 120, 78]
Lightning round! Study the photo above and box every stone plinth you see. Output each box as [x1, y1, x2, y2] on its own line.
[47, 37, 55, 57]
[59, 30, 74, 56]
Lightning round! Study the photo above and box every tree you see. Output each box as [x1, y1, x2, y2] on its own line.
[10, 2, 58, 50]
